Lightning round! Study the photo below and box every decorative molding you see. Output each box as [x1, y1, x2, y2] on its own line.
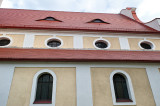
[120, 7, 142, 23]
[30, 69, 57, 106]
[110, 70, 136, 105]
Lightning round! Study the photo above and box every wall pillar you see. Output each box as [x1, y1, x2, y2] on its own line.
[0, 64, 14, 106]
[74, 36, 83, 49]
[76, 65, 93, 106]
[119, 37, 130, 50]
[23, 34, 35, 48]
[146, 66, 160, 106]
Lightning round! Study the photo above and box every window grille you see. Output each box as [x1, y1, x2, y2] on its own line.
[34, 74, 53, 104]
[113, 74, 131, 102]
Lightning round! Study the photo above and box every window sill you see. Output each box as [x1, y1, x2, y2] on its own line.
[34, 100, 52, 104]
[113, 99, 136, 105]
[116, 99, 133, 102]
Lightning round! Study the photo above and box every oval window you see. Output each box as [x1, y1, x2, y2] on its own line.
[139, 41, 154, 50]
[0, 38, 11, 46]
[47, 39, 61, 47]
[94, 40, 109, 49]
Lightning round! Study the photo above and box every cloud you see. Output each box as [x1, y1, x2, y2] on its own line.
[1, 0, 13, 8]
[137, 0, 160, 22]
[1, 0, 160, 22]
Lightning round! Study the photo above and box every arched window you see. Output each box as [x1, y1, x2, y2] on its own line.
[34, 74, 53, 104]
[113, 74, 130, 102]
[110, 70, 136, 105]
[30, 69, 57, 106]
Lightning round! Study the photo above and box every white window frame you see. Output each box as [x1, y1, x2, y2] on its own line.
[93, 38, 111, 49]
[138, 40, 155, 50]
[0, 36, 12, 47]
[45, 37, 63, 48]
[30, 69, 57, 106]
[110, 70, 136, 105]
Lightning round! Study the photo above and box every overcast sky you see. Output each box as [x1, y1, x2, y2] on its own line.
[1, 0, 160, 22]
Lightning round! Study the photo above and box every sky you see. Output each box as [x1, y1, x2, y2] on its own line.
[1, 0, 160, 22]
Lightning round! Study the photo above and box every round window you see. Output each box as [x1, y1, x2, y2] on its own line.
[0, 38, 11, 46]
[47, 39, 61, 47]
[94, 40, 109, 49]
[139, 41, 154, 50]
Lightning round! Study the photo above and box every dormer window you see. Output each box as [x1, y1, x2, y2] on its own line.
[44, 17, 57, 21]
[37, 17, 62, 22]
[88, 19, 110, 24]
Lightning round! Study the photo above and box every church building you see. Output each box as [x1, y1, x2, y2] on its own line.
[0, 3, 160, 106]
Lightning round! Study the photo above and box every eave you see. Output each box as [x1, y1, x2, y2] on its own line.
[0, 26, 160, 34]
[0, 48, 160, 63]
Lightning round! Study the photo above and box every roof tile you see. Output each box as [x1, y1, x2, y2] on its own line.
[0, 8, 158, 32]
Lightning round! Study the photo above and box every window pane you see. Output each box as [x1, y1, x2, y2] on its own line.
[43, 74, 49, 82]
[35, 83, 42, 101]
[95, 41, 108, 48]
[47, 40, 61, 47]
[0, 39, 10, 46]
[41, 83, 49, 100]
[140, 43, 151, 49]
[113, 74, 129, 100]
[49, 83, 53, 100]
[35, 74, 53, 102]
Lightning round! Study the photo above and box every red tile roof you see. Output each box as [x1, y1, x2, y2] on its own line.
[0, 8, 158, 33]
[1, 48, 160, 62]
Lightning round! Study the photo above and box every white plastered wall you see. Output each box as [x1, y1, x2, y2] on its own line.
[145, 19, 160, 31]
[0, 62, 160, 106]
[120, 9, 134, 20]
